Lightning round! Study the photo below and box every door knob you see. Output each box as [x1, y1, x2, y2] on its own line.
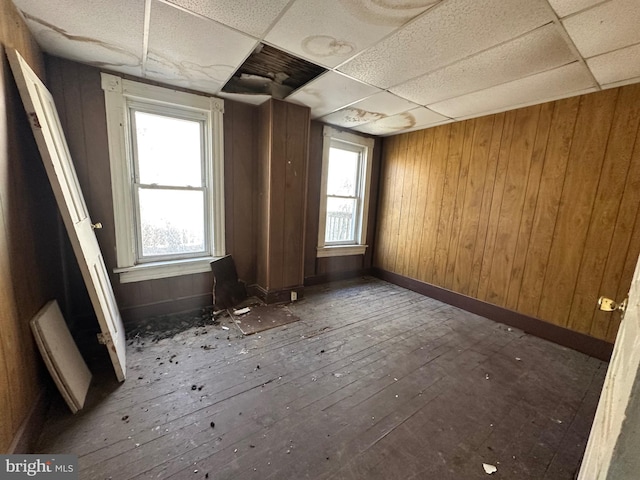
[91, 222, 103, 230]
[598, 296, 627, 313]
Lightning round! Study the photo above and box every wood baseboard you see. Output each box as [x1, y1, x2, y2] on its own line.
[304, 268, 373, 287]
[373, 268, 613, 362]
[247, 284, 304, 304]
[9, 388, 50, 453]
[120, 293, 213, 323]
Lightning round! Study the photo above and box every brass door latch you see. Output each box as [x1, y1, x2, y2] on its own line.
[598, 296, 628, 314]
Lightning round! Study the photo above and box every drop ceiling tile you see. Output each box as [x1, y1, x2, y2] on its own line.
[319, 92, 419, 128]
[546, 0, 603, 18]
[216, 91, 272, 106]
[287, 71, 380, 118]
[562, 0, 640, 58]
[390, 24, 576, 105]
[265, 0, 438, 68]
[428, 62, 596, 119]
[587, 43, 640, 86]
[13, 0, 144, 75]
[352, 107, 450, 135]
[146, 0, 257, 94]
[165, 0, 291, 37]
[338, 0, 554, 88]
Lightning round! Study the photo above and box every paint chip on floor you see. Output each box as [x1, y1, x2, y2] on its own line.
[483, 463, 497, 474]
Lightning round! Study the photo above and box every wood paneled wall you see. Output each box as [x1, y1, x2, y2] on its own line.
[45, 57, 259, 322]
[375, 85, 640, 343]
[256, 99, 309, 298]
[0, 0, 63, 452]
[304, 121, 383, 282]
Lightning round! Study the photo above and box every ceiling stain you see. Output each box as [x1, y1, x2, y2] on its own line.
[387, 112, 417, 130]
[22, 11, 139, 65]
[338, 0, 437, 27]
[146, 50, 233, 85]
[341, 107, 387, 124]
[302, 35, 355, 58]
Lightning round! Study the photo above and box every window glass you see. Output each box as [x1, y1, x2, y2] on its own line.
[326, 147, 359, 197]
[325, 197, 356, 243]
[134, 111, 202, 187]
[138, 188, 205, 257]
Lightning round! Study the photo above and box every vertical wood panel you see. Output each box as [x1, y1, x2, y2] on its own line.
[505, 102, 554, 310]
[568, 86, 640, 333]
[373, 138, 395, 270]
[385, 134, 409, 272]
[592, 107, 640, 339]
[517, 97, 580, 316]
[257, 101, 271, 289]
[406, 129, 432, 280]
[445, 119, 475, 290]
[432, 121, 464, 286]
[418, 124, 450, 283]
[374, 85, 640, 342]
[452, 116, 493, 295]
[485, 106, 540, 305]
[304, 122, 323, 279]
[476, 110, 516, 300]
[283, 103, 308, 287]
[538, 90, 618, 327]
[468, 113, 504, 298]
[396, 129, 422, 277]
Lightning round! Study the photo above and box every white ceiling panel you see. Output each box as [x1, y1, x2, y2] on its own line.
[338, 0, 555, 88]
[319, 92, 419, 128]
[13, 0, 144, 75]
[164, 0, 291, 37]
[146, 1, 256, 94]
[587, 43, 640, 87]
[390, 24, 577, 105]
[265, 0, 439, 68]
[287, 71, 380, 118]
[562, 0, 640, 58]
[429, 62, 596, 119]
[352, 107, 449, 135]
[546, 0, 604, 18]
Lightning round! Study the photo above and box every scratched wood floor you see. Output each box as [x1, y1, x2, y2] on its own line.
[36, 277, 607, 480]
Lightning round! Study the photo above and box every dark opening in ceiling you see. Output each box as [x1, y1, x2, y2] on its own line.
[222, 43, 326, 99]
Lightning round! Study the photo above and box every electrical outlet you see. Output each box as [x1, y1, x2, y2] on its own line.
[291, 291, 297, 302]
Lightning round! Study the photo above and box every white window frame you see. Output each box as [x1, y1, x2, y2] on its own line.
[101, 73, 225, 283]
[317, 126, 374, 258]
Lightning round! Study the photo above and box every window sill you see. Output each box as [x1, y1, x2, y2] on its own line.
[114, 257, 217, 283]
[317, 245, 367, 258]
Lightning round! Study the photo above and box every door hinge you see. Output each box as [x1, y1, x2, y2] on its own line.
[97, 332, 113, 346]
[28, 112, 41, 129]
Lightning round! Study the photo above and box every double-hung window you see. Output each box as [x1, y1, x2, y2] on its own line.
[102, 74, 225, 283]
[317, 126, 374, 257]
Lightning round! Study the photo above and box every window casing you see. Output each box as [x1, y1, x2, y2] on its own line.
[102, 74, 225, 283]
[317, 126, 374, 258]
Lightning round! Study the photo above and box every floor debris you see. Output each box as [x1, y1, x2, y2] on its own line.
[233, 307, 251, 315]
[483, 463, 498, 474]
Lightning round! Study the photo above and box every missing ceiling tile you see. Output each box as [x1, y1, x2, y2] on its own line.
[222, 43, 326, 99]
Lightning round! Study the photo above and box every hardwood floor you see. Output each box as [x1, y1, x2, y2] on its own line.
[36, 277, 607, 479]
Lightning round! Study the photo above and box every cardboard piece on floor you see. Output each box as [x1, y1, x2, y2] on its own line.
[30, 300, 92, 413]
[211, 255, 247, 309]
[232, 304, 300, 335]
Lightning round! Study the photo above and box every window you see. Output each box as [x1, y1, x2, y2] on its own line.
[317, 126, 374, 257]
[101, 74, 225, 283]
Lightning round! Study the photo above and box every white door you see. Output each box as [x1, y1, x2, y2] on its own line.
[578, 252, 640, 478]
[8, 49, 126, 382]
